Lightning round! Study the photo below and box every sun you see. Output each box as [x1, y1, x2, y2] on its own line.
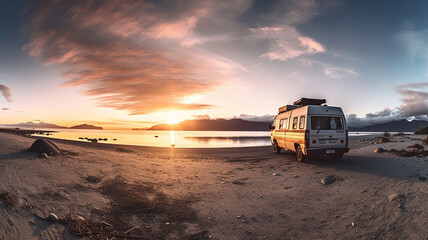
[168, 111, 179, 124]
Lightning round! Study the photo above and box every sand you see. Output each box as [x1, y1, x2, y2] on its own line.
[0, 132, 427, 239]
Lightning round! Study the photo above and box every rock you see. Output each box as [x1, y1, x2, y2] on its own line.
[77, 216, 85, 221]
[360, 190, 367, 193]
[388, 193, 404, 202]
[378, 137, 390, 143]
[48, 213, 59, 222]
[351, 222, 356, 227]
[40, 153, 48, 158]
[320, 176, 337, 185]
[422, 136, 428, 146]
[419, 176, 426, 181]
[374, 148, 385, 153]
[408, 143, 424, 149]
[272, 173, 281, 176]
[90, 138, 98, 143]
[30, 139, 60, 156]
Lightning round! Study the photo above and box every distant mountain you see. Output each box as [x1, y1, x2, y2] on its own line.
[147, 119, 270, 131]
[348, 120, 428, 132]
[70, 124, 103, 130]
[3, 122, 68, 129]
[1, 122, 103, 130]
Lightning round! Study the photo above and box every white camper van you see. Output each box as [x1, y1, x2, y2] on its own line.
[270, 98, 349, 162]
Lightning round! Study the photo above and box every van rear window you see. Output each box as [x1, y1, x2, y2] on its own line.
[311, 116, 344, 130]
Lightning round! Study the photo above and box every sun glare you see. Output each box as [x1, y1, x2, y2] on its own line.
[168, 111, 179, 124]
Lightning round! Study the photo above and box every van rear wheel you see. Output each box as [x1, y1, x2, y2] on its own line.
[273, 141, 281, 154]
[296, 145, 306, 162]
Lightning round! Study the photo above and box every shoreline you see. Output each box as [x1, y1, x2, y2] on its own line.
[5, 130, 383, 151]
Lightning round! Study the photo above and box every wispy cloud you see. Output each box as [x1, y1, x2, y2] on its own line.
[397, 28, 428, 75]
[23, 0, 246, 115]
[321, 64, 358, 79]
[0, 84, 12, 102]
[299, 58, 358, 79]
[249, 0, 337, 61]
[250, 26, 325, 61]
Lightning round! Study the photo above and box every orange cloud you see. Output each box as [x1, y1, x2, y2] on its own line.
[23, 0, 241, 115]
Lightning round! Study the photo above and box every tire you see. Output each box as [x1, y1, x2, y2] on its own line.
[296, 145, 306, 162]
[273, 140, 281, 154]
[332, 153, 344, 161]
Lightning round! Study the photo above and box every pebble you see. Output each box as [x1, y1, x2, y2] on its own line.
[320, 176, 337, 185]
[77, 216, 85, 221]
[373, 148, 385, 153]
[351, 222, 356, 227]
[360, 189, 368, 193]
[272, 173, 281, 176]
[48, 213, 59, 222]
[40, 153, 48, 158]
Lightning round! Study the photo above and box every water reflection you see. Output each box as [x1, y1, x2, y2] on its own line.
[185, 136, 271, 145]
[170, 130, 175, 147]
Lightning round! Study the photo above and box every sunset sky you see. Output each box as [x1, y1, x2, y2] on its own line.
[1, 0, 428, 129]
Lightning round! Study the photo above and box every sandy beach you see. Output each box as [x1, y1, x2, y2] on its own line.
[0, 132, 427, 239]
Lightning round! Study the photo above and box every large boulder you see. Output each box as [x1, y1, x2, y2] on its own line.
[30, 139, 61, 156]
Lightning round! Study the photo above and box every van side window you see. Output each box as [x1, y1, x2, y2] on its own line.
[284, 118, 288, 129]
[292, 117, 298, 129]
[299, 116, 305, 129]
[279, 119, 284, 129]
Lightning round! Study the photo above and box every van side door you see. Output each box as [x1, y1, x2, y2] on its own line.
[277, 118, 289, 149]
[286, 115, 299, 151]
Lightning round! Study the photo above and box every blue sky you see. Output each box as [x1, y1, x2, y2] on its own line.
[1, 0, 428, 128]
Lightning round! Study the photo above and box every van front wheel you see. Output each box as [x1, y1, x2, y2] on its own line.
[273, 141, 281, 154]
[296, 145, 306, 162]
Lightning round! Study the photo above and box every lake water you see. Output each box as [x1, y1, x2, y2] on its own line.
[31, 129, 271, 148]
[27, 129, 398, 148]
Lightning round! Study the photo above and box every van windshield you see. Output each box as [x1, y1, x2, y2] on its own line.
[311, 116, 344, 130]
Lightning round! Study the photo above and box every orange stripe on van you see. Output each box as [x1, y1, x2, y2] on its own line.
[275, 129, 306, 133]
[275, 137, 306, 144]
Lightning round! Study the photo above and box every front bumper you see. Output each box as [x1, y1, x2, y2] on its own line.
[306, 147, 349, 155]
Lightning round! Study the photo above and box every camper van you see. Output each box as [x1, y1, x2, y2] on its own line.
[270, 98, 349, 162]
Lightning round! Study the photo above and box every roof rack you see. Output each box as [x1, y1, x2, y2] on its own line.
[293, 98, 326, 106]
[278, 105, 300, 114]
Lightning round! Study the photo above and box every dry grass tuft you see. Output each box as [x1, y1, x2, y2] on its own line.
[0, 191, 14, 207]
